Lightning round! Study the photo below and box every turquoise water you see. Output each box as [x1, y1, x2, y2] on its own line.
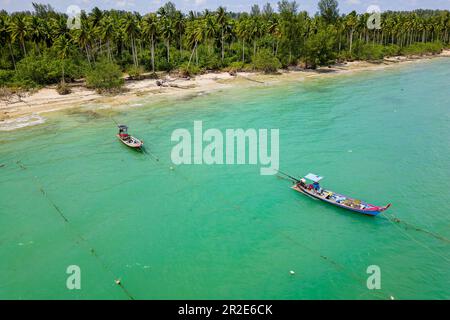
[1, 59, 449, 299]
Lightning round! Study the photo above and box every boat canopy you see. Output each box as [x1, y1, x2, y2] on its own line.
[304, 173, 323, 182]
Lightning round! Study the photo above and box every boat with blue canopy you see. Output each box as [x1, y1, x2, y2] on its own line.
[278, 171, 391, 216]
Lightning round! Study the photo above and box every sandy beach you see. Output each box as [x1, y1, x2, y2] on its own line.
[1, 49, 449, 131]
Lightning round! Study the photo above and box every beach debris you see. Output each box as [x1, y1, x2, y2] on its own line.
[115, 279, 121, 285]
[289, 270, 295, 275]
[390, 295, 395, 300]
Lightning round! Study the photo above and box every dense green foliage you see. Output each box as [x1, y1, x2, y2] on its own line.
[0, 1, 449, 91]
[85, 60, 124, 92]
[252, 48, 282, 73]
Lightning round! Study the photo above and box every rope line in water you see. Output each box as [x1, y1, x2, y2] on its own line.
[16, 160, 135, 300]
[380, 212, 450, 264]
[280, 232, 390, 300]
[380, 213, 450, 244]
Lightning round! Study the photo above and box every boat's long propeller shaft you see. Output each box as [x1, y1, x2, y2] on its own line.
[276, 170, 300, 183]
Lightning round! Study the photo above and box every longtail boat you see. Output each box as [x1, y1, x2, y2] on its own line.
[116, 125, 144, 149]
[288, 173, 391, 216]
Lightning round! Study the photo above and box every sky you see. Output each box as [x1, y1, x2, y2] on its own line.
[1, 0, 450, 14]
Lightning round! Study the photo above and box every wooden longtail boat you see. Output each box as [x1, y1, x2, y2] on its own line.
[116, 125, 144, 149]
[291, 173, 391, 216]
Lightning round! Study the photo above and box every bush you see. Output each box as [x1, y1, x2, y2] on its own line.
[56, 82, 72, 95]
[85, 60, 124, 93]
[252, 49, 282, 73]
[303, 27, 336, 69]
[360, 44, 385, 60]
[178, 63, 201, 77]
[0, 70, 14, 86]
[127, 65, 145, 80]
[198, 51, 221, 70]
[226, 61, 245, 72]
[11, 51, 86, 88]
[383, 44, 401, 57]
[401, 42, 443, 56]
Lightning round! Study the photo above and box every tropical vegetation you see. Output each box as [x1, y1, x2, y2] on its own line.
[0, 1, 449, 92]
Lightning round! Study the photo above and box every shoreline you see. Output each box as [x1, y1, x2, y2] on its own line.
[1, 50, 449, 131]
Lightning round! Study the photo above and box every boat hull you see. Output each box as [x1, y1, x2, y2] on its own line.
[292, 184, 390, 216]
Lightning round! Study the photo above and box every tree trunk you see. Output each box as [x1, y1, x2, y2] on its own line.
[21, 39, 27, 56]
[85, 44, 91, 67]
[151, 34, 155, 73]
[349, 29, 354, 55]
[242, 39, 245, 63]
[188, 41, 197, 68]
[221, 28, 224, 62]
[8, 42, 16, 70]
[61, 61, 65, 85]
[166, 40, 170, 63]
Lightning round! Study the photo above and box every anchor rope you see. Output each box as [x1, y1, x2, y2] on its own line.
[380, 213, 450, 244]
[15, 160, 135, 300]
[380, 212, 450, 264]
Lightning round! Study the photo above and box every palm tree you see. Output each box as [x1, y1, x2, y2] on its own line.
[73, 13, 93, 66]
[121, 12, 140, 67]
[216, 6, 227, 62]
[142, 13, 159, 73]
[160, 16, 174, 63]
[267, 16, 280, 55]
[8, 14, 29, 56]
[204, 12, 217, 55]
[99, 15, 115, 61]
[237, 17, 250, 62]
[28, 16, 45, 53]
[186, 19, 204, 67]
[345, 11, 358, 56]
[53, 35, 73, 85]
[0, 15, 16, 69]
[173, 11, 184, 56]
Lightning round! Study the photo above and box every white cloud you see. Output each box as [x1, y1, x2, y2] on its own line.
[183, 0, 207, 7]
[115, 0, 136, 8]
[346, 0, 361, 4]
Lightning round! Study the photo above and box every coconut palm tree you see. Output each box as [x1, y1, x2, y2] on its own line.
[204, 11, 217, 55]
[99, 15, 115, 61]
[53, 35, 73, 85]
[8, 14, 30, 56]
[216, 6, 228, 62]
[0, 14, 16, 69]
[186, 18, 204, 67]
[345, 11, 358, 56]
[142, 13, 159, 73]
[121, 12, 140, 67]
[236, 17, 248, 63]
[173, 11, 184, 56]
[159, 16, 174, 63]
